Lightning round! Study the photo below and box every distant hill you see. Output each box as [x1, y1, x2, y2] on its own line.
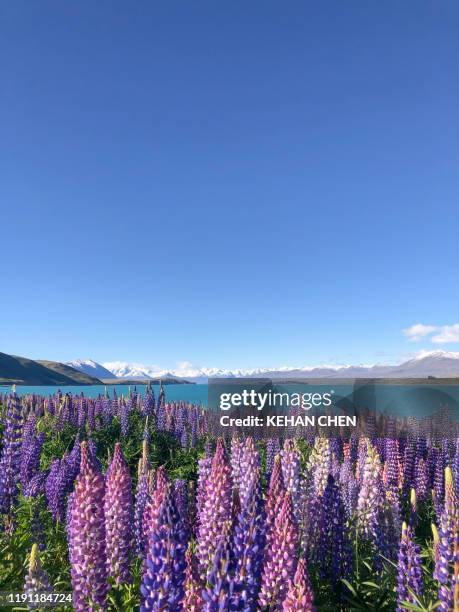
[0, 352, 102, 385]
[37, 360, 102, 385]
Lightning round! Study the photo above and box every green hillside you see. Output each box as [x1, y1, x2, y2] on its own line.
[37, 360, 102, 385]
[0, 352, 102, 385]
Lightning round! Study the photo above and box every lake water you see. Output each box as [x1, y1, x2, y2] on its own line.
[2, 380, 459, 420]
[0, 383, 209, 404]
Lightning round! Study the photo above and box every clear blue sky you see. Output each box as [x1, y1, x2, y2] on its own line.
[2, 1, 459, 369]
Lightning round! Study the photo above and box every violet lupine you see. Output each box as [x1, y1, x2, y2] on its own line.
[134, 441, 151, 556]
[282, 558, 315, 612]
[174, 479, 188, 526]
[384, 438, 400, 504]
[197, 438, 233, 577]
[436, 466, 458, 611]
[45, 457, 69, 521]
[402, 441, 415, 496]
[233, 477, 266, 610]
[20, 432, 45, 491]
[259, 492, 299, 610]
[0, 393, 23, 520]
[24, 543, 52, 608]
[266, 438, 281, 477]
[69, 441, 108, 611]
[202, 522, 237, 611]
[396, 521, 423, 611]
[281, 439, 301, 515]
[24, 471, 48, 498]
[104, 443, 133, 584]
[319, 474, 352, 586]
[140, 483, 188, 611]
[265, 455, 286, 550]
[183, 544, 204, 610]
[239, 437, 261, 507]
[414, 457, 429, 502]
[231, 437, 243, 492]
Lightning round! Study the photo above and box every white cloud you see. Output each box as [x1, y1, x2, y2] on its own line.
[403, 323, 459, 344]
[431, 324, 459, 344]
[403, 323, 438, 342]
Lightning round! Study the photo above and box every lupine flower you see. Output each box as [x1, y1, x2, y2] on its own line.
[259, 492, 298, 609]
[0, 394, 23, 520]
[265, 455, 286, 549]
[231, 437, 243, 492]
[134, 441, 151, 556]
[308, 437, 331, 496]
[319, 474, 352, 586]
[69, 441, 108, 611]
[105, 443, 133, 584]
[140, 484, 188, 611]
[233, 477, 266, 609]
[282, 558, 315, 612]
[197, 438, 233, 576]
[436, 466, 457, 611]
[396, 521, 423, 611]
[142, 466, 168, 566]
[281, 439, 301, 515]
[183, 544, 203, 610]
[266, 438, 281, 477]
[239, 437, 261, 507]
[20, 432, 45, 490]
[24, 471, 48, 498]
[357, 442, 383, 540]
[202, 522, 237, 611]
[24, 544, 52, 609]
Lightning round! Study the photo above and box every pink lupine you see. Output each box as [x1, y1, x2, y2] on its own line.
[104, 443, 133, 584]
[197, 438, 233, 577]
[69, 441, 108, 611]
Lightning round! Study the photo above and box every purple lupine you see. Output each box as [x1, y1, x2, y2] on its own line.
[384, 438, 400, 503]
[402, 441, 415, 496]
[174, 479, 188, 526]
[414, 457, 428, 502]
[231, 437, 243, 492]
[0, 393, 23, 520]
[104, 443, 133, 584]
[183, 544, 203, 610]
[239, 437, 261, 507]
[309, 437, 331, 497]
[266, 438, 281, 477]
[20, 432, 45, 491]
[233, 476, 266, 610]
[140, 484, 188, 611]
[436, 466, 457, 611]
[197, 438, 233, 577]
[24, 544, 52, 607]
[259, 492, 298, 609]
[319, 474, 352, 587]
[396, 522, 423, 610]
[281, 439, 301, 516]
[45, 457, 69, 521]
[134, 441, 151, 556]
[357, 442, 383, 540]
[69, 441, 108, 611]
[202, 522, 236, 611]
[265, 455, 286, 550]
[142, 390, 155, 418]
[24, 471, 48, 498]
[282, 558, 315, 612]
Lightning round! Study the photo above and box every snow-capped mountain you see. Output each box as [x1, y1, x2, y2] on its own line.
[66, 359, 116, 380]
[69, 350, 459, 382]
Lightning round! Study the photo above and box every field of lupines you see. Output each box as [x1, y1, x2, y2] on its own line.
[1, 388, 459, 611]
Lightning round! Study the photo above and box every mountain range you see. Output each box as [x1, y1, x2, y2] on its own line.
[67, 350, 459, 382]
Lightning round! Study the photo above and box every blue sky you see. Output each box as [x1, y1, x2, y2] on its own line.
[2, 1, 459, 370]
